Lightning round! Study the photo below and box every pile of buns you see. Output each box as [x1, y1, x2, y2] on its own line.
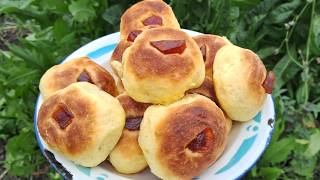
[37, 0, 275, 179]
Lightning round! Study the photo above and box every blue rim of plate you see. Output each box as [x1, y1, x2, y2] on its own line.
[33, 33, 276, 180]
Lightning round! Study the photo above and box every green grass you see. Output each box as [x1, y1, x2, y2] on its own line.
[0, 0, 319, 179]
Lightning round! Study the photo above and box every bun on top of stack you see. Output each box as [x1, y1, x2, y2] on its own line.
[122, 27, 205, 104]
[110, 0, 181, 94]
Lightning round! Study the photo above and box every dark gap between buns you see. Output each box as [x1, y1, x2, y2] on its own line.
[200, 45, 207, 62]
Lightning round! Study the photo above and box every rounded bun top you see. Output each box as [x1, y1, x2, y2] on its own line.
[39, 57, 118, 99]
[37, 82, 125, 167]
[139, 94, 228, 179]
[213, 44, 267, 121]
[120, 0, 180, 41]
[123, 27, 204, 82]
[121, 27, 205, 104]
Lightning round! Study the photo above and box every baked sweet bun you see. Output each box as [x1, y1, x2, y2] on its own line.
[139, 94, 228, 180]
[39, 57, 118, 99]
[120, 0, 180, 41]
[109, 93, 150, 174]
[122, 27, 205, 104]
[213, 44, 273, 121]
[186, 78, 233, 133]
[193, 34, 231, 78]
[187, 76, 217, 102]
[37, 82, 125, 167]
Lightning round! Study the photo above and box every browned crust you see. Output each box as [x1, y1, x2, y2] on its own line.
[44, 57, 118, 97]
[187, 77, 217, 102]
[117, 93, 151, 118]
[243, 49, 267, 88]
[111, 40, 132, 63]
[120, 0, 179, 40]
[156, 98, 227, 179]
[37, 88, 96, 155]
[193, 35, 231, 78]
[125, 28, 199, 81]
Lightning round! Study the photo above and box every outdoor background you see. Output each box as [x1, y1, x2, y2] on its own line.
[0, 0, 319, 179]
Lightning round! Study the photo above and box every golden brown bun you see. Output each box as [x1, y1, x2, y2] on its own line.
[225, 115, 233, 134]
[39, 57, 118, 99]
[122, 27, 205, 104]
[37, 82, 125, 167]
[187, 76, 217, 102]
[120, 0, 180, 40]
[111, 40, 133, 63]
[139, 94, 228, 180]
[213, 45, 267, 121]
[109, 93, 150, 174]
[193, 34, 231, 78]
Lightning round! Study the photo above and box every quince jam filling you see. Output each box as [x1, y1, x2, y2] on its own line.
[262, 71, 275, 94]
[187, 128, 214, 152]
[77, 70, 93, 84]
[127, 30, 142, 42]
[143, 15, 162, 26]
[52, 104, 74, 129]
[150, 40, 186, 54]
[125, 117, 142, 131]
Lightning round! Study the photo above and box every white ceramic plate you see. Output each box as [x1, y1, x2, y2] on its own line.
[34, 30, 275, 180]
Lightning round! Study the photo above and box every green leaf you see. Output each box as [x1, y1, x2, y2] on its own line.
[291, 152, 317, 178]
[68, 0, 96, 23]
[256, 46, 277, 59]
[259, 167, 284, 180]
[0, 0, 34, 11]
[310, 13, 320, 56]
[272, 51, 301, 92]
[305, 130, 320, 157]
[102, 4, 124, 25]
[261, 137, 296, 164]
[5, 130, 44, 176]
[53, 19, 70, 41]
[266, 0, 301, 24]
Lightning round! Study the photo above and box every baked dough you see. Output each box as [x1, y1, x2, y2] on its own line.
[213, 44, 267, 121]
[139, 94, 228, 180]
[37, 82, 125, 167]
[122, 27, 205, 104]
[109, 93, 150, 174]
[39, 57, 118, 99]
[120, 0, 180, 40]
[193, 34, 231, 78]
